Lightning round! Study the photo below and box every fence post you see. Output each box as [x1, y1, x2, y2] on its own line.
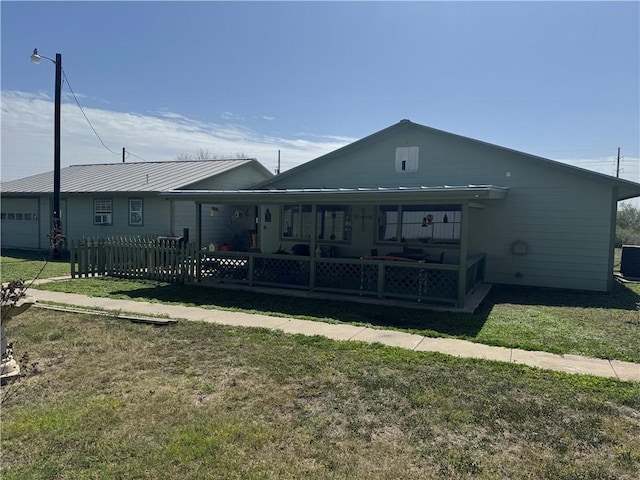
[70, 239, 76, 278]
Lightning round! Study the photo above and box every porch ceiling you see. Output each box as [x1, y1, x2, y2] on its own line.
[161, 185, 509, 204]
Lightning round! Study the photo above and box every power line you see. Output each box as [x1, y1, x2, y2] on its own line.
[125, 150, 147, 162]
[62, 70, 120, 157]
[62, 70, 150, 163]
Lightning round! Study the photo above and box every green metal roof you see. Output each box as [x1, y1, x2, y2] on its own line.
[1, 159, 271, 194]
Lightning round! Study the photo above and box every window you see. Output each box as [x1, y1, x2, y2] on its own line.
[282, 204, 312, 240]
[377, 204, 462, 245]
[24, 213, 32, 221]
[8, 213, 15, 220]
[94, 199, 112, 225]
[0, 213, 6, 220]
[15, 213, 23, 220]
[377, 205, 399, 241]
[395, 146, 419, 172]
[316, 205, 351, 242]
[129, 198, 143, 226]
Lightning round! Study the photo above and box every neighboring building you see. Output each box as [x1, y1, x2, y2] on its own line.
[162, 120, 640, 307]
[1, 159, 273, 250]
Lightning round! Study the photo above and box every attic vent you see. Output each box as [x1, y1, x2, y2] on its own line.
[395, 146, 419, 172]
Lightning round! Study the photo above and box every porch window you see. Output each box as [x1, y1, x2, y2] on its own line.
[282, 204, 313, 240]
[377, 204, 461, 244]
[316, 205, 351, 242]
[129, 198, 143, 226]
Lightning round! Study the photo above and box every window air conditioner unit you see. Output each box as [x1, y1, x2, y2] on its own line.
[95, 214, 111, 224]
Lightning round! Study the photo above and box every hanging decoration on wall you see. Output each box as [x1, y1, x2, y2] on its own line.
[422, 214, 434, 227]
[354, 208, 372, 232]
[264, 208, 272, 223]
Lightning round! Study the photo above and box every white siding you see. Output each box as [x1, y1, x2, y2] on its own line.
[187, 164, 270, 190]
[64, 194, 171, 241]
[265, 124, 620, 291]
[1, 197, 40, 249]
[171, 200, 196, 239]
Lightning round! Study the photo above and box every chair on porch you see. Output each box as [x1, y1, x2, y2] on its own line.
[423, 251, 445, 264]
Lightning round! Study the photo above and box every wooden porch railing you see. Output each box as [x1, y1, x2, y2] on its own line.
[200, 252, 485, 306]
[69, 238, 486, 307]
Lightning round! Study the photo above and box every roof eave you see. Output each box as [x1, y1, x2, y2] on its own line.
[160, 186, 509, 204]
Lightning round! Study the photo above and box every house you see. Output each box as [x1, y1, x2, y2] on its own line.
[161, 120, 640, 309]
[1, 159, 273, 250]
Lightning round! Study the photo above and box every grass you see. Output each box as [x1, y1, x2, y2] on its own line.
[0, 248, 70, 284]
[2, 308, 639, 479]
[2, 249, 639, 361]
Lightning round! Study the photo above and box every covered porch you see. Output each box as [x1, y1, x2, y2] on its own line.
[163, 185, 508, 309]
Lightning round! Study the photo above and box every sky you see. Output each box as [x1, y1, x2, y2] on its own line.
[1, 1, 639, 197]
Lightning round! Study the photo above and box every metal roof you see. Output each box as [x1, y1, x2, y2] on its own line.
[1, 159, 263, 194]
[160, 185, 509, 204]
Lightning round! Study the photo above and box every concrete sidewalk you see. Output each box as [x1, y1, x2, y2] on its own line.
[26, 287, 640, 382]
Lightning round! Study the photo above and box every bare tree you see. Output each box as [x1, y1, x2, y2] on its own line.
[175, 149, 250, 161]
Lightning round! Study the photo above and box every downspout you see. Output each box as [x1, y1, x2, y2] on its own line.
[606, 188, 618, 292]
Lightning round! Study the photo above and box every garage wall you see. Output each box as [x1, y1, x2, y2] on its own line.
[1, 197, 40, 249]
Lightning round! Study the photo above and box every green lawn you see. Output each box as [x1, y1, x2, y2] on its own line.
[0, 249, 70, 284]
[2, 308, 639, 479]
[2, 249, 639, 361]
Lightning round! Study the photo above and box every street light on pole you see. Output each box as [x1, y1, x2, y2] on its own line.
[31, 48, 64, 256]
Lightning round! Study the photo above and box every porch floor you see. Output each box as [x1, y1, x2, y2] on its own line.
[195, 280, 493, 314]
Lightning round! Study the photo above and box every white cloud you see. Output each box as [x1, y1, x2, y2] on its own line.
[0, 91, 353, 181]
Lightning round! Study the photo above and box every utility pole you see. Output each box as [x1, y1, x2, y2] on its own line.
[123, 147, 126, 163]
[616, 147, 621, 178]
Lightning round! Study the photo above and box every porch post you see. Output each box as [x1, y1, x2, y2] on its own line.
[195, 202, 202, 251]
[197, 202, 203, 281]
[457, 202, 470, 308]
[309, 204, 318, 290]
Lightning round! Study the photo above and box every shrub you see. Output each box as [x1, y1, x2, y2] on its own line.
[616, 203, 640, 247]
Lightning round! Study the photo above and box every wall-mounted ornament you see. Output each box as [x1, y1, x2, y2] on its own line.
[510, 240, 528, 255]
[264, 208, 272, 223]
[354, 208, 372, 232]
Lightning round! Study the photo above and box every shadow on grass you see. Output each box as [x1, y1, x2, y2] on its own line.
[112, 283, 490, 337]
[481, 280, 640, 311]
[0, 248, 70, 263]
[113, 278, 640, 336]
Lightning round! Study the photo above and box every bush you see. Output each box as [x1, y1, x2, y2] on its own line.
[616, 203, 640, 246]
